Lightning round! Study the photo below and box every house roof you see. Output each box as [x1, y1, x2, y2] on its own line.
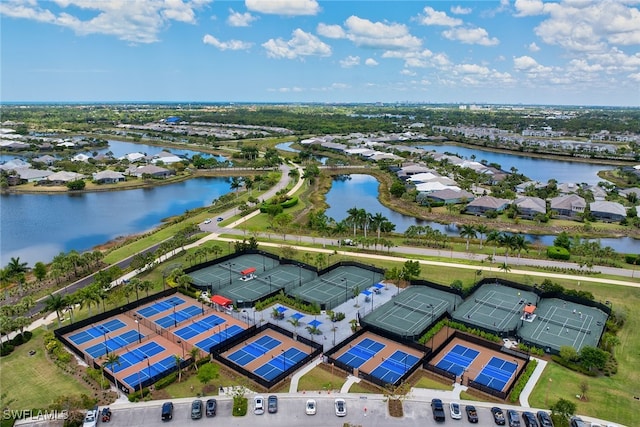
[428, 188, 474, 201]
[590, 201, 626, 216]
[415, 181, 459, 193]
[16, 168, 53, 180]
[47, 171, 84, 182]
[93, 170, 125, 180]
[0, 159, 31, 170]
[550, 194, 586, 210]
[514, 196, 546, 213]
[466, 195, 512, 209]
[134, 165, 170, 174]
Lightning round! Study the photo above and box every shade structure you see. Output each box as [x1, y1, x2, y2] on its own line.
[308, 319, 322, 328]
[210, 295, 233, 307]
[361, 289, 372, 296]
[241, 267, 256, 275]
[374, 283, 385, 289]
[276, 306, 287, 314]
[291, 312, 305, 321]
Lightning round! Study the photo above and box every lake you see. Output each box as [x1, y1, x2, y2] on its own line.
[324, 174, 638, 253]
[0, 177, 231, 266]
[416, 144, 611, 185]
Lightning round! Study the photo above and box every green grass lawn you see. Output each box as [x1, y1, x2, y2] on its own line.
[413, 376, 453, 391]
[0, 328, 91, 409]
[296, 366, 346, 392]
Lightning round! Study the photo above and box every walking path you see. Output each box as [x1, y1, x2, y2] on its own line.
[518, 357, 547, 407]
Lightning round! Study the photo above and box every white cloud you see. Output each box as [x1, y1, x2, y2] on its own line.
[443, 27, 499, 46]
[400, 69, 416, 76]
[513, 0, 546, 17]
[451, 5, 472, 15]
[316, 23, 345, 39]
[262, 28, 331, 59]
[629, 73, 640, 82]
[382, 49, 434, 68]
[528, 42, 540, 52]
[340, 55, 360, 68]
[417, 6, 462, 27]
[513, 55, 552, 73]
[245, 0, 319, 16]
[0, 0, 212, 43]
[203, 34, 252, 50]
[227, 9, 257, 27]
[343, 15, 422, 50]
[456, 63, 491, 75]
[365, 58, 378, 66]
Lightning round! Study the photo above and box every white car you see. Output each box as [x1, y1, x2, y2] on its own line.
[254, 395, 265, 415]
[203, 219, 211, 224]
[334, 398, 347, 417]
[305, 399, 317, 415]
[82, 406, 98, 427]
[450, 402, 462, 420]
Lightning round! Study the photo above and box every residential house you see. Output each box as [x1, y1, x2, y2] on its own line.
[423, 188, 474, 205]
[45, 171, 85, 185]
[514, 196, 546, 219]
[465, 196, 512, 216]
[120, 152, 147, 163]
[590, 201, 626, 222]
[127, 165, 173, 178]
[550, 194, 586, 219]
[93, 170, 126, 184]
[516, 180, 546, 194]
[15, 168, 53, 183]
[72, 153, 91, 162]
[0, 159, 31, 170]
[556, 182, 580, 194]
[588, 185, 608, 201]
[33, 155, 57, 166]
[151, 151, 183, 165]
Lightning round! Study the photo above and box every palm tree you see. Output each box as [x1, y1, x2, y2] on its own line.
[498, 262, 511, 274]
[139, 280, 153, 297]
[189, 347, 201, 371]
[174, 354, 183, 382]
[287, 317, 301, 335]
[459, 224, 477, 251]
[486, 230, 501, 258]
[346, 207, 361, 237]
[371, 213, 388, 239]
[44, 293, 66, 327]
[475, 224, 489, 249]
[103, 352, 121, 388]
[513, 234, 530, 259]
[6, 257, 28, 277]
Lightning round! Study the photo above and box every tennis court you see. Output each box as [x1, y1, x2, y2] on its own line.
[518, 298, 607, 352]
[195, 324, 245, 352]
[109, 342, 166, 373]
[253, 347, 307, 381]
[452, 283, 538, 332]
[85, 329, 143, 359]
[361, 286, 461, 339]
[473, 357, 518, 391]
[174, 314, 226, 340]
[154, 305, 202, 328]
[370, 350, 421, 384]
[336, 337, 386, 368]
[189, 254, 280, 290]
[122, 355, 178, 388]
[228, 336, 283, 366]
[68, 319, 126, 345]
[290, 266, 383, 309]
[435, 344, 480, 376]
[136, 296, 185, 318]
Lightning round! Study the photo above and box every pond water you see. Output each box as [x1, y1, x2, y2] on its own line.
[324, 174, 638, 253]
[275, 141, 328, 165]
[0, 177, 231, 266]
[416, 144, 611, 185]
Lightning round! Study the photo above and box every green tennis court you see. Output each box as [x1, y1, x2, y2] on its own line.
[362, 286, 461, 339]
[290, 266, 383, 310]
[188, 254, 280, 292]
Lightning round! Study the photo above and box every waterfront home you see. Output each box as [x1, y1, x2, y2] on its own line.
[406, 171, 442, 183]
[588, 185, 608, 201]
[465, 196, 512, 216]
[556, 182, 580, 194]
[397, 164, 432, 178]
[550, 194, 586, 219]
[44, 171, 85, 185]
[423, 188, 475, 205]
[590, 201, 626, 222]
[0, 159, 31, 170]
[92, 170, 126, 184]
[514, 196, 546, 219]
[120, 152, 146, 163]
[126, 165, 173, 178]
[516, 180, 546, 194]
[33, 155, 57, 165]
[72, 153, 91, 162]
[13, 168, 53, 184]
[151, 151, 183, 164]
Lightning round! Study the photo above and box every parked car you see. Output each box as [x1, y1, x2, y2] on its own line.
[450, 402, 462, 420]
[334, 398, 347, 417]
[492, 407, 506, 425]
[100, 408, 111, 423]
[205, 399, 217, 417]
[570, 417, 587, 427]
[536, 411, 553, 427]
[254, 396, 265, 415]
[203, 219, 211, 224]
[268, 395, 278, 414]
[305, 399, 317, 415]
[431, 399, 446, 422]
[522, 411, 539, 427]
[508, 409, 521, 427]
[216, 217, 223, 222]
[465, 405, 479, 423]
[161, 402, 173, 421]
[191, 399, 203, 420]
[82, 406, 98, 427]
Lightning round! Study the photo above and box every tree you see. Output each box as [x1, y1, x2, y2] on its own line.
[498, 263, 511, 274]
[579, 381, 589, 401]
[554, 232, 572, 250]
[5, 257, 28, 277]
[550, 398, 576, 421]
[475, 224, 489, 249]
[400, 260, 421, 281]
[197, 363, 219, 391]
[190, 347, 201, 371]
[104, 352, 121, 377]
[559, 345, 578, 362]
[579, 346, 608, 371]
[66, 179, 86, 191]
[174, 354, 183, 382]
[44, 293, 66, 327]
[459, 224, 477, 251]
[33, 262, 47, 282]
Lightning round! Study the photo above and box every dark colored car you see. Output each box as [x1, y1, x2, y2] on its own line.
[492, 407, 506, 425]
[465, 405, 479, 423]
[191, 399, 203, 420]
[570, 417, 587, 427]
[206, 399, 217, 417]
[522, 411, 539, 427]
[431, 399, 446, 422]
[508, 409, 521, 427]
[537, 411, 554, 427]
[161, 402, 173, 421]
[268, 395, 278, 414]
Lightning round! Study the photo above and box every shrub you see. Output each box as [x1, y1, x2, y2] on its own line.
[127, 387, 150, 402]
[232, 396, 248, 416]
[624, 254, 639, 265]
[547, 246, 570, 260]
[508, 359, 538, 403]
[0, 344, 15, 357]
[155, 372, 178, 390]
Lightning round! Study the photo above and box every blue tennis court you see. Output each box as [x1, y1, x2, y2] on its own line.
[137, 296, 185, 318]
[154, 305, 202, 328]
[435, 344, 480, 376]
[108, 341, 166, 373]
[474, 357, 517, 391]
[68, 319, 126, 345]
[85, 329, 144, 358]
[195, 325, 244, 352]
[370, 350, 421, 384]
[227, 335, 283, 366]
[336, 337, 386, 368]
[254, 348, 308, 381]
[174, 314, 226, 340]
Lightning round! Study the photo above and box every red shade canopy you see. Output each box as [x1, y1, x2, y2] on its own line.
[210, 295, 232, 307]
[240, 267, 256, 275]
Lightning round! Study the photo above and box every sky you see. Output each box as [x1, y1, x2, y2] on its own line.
[1, 0, 639, 106]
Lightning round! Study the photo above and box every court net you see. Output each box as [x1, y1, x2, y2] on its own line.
[321, 277, 349, 290]
[475, 298, 522, 314]
[539, 317, 591, 334]
[393, 300, 434, 316]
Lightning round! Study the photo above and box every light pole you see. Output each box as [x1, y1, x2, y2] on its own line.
[101, 327, 108, 357]
[298, 264, 302, 286]
[332, 326, 336, 346]
[281, 349, 286, 373]
[201, 299, 205, 315]
[172, 302, 178, 328]
[268, 275, 272, 293]
[227, 263, 235, 285]
[145, 355, 150, 382]
[177, 339, 185, 358]
[134, 315, 142, 343]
